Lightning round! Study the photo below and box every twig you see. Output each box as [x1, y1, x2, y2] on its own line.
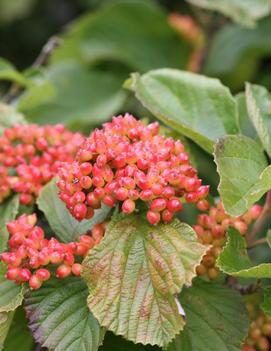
[3, 36, 62, 104]
[33, 344, 42, 351]
[226, 276, 260, 295]
[247, 190, 271, 245]
[247, 237, 268, 249]
[32, 36, 61, 69]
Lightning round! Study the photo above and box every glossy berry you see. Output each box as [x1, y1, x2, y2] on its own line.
[195, 203, 262, 280]
[243, 303, 271, 351]
[0, 124, 84, 205]
[58, 114, 209, 225]
[1, 214, 107, 290]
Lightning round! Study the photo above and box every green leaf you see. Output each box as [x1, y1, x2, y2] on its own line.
[205, 17, 271, 90]
[0, 311, 14, 351]
[187, 0, 271, 27]
[214, 135, 271, 216]
[167, 279, 249, 351]
[245, 83, 271, 157]
[18, 62, 128, 128]
[0, 263, 26, 313]
[100, 332, 160, 351]
[235, 93, 257, 139]
[4, 307, 34, 351]
[0, 195, 20, 252]
[37, 178, 111, 243]
[24, 276, 104, 351]
[217, 228, 271, 278]
[261, 287, 271, 318]
[127, 69, 239, 153]
[51, 0, 190, 71]
[0, 58, 30, 86]
[82, 214, 208, 347]
[266, 229, 271, 248]
[0, 103, 26, 135]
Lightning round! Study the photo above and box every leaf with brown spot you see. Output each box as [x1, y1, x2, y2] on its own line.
[82, 214, 208, 348]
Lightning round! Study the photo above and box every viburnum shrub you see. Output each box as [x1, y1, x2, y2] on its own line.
[1, 72, 271, 351]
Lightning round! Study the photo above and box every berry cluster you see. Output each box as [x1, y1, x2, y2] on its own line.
[0, 124, 84, 205]
[243, 304, 271, 351]
[57, 114, 209, 225]
[0, 214, 106, 290]
[194, 203, 262, 280]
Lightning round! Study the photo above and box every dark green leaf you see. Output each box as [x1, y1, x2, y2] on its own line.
[4, 307, 34, 351]
[0, 195, 20, 252]
[217, 228, 271, 278]
[82, 214, 208, 347]
[18, 62, 128, 128]
[167, 279, 249, 351]
[24, 276, 104, 351]
[0, 311, 14, 351]
[261, 287, 271, 318]
[205, 17, 271, 90]
[127, 69, 239, 153]
[37, 178, 111, 243]
[99, 332, 161, 351]
[214, 135, 271, 216]
[245, 83, 271, 157]
[187, 0, 271, 27]
[51, 0, 190, 71]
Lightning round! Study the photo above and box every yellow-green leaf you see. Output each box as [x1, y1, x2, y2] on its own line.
[82, 214, 208, 348]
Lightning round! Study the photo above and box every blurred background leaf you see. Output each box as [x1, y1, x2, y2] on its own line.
[187, 0, 271, 27]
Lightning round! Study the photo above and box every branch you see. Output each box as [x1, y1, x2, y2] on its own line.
[246, 190, 271, 245]
[247, 237, 268, 249]
[3, 36, 62, 104]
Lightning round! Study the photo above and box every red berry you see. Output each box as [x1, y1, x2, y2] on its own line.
[167, 198, 182, 213]
[19, 268, 32, 282]
[56, 264, 72, 279]
[6, 267, 20, 280]
[146, 211, 160, 225]
[72, 263, 82, 276]
[150, 198, 167, 212]
[29, 275, 42, 290]
[122, 199, 135, 214]
[162, 209, 173, 223]
[36, 269, 51, 281]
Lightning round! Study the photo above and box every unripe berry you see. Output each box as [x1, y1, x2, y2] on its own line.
[6, 267, 20, 280]
[72, 263, 82, 276]
[197, 199, 209, 212]
[167, 198, 182, 213]
[19, 268, 32, 282]
[150, 198, 167, 212]
[29, 275, 42, 290]
[162, 209, 173, 223]
[103, 195, 115, 207]
[122, 199, 135, 214]
[36, 269, 51, 281]
[56, 264, 72, 279]
[146, 211, 160, 225]
[115, 187, 128, 201]
[73, 203, 87, 220]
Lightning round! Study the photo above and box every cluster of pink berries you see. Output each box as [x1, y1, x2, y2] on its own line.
[57, 114, 209, 225]
[0, 124, 84, 205]
[0, 214, 106, 290]
[194, 203, 262, 279]
[243, 303, 271, 351]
